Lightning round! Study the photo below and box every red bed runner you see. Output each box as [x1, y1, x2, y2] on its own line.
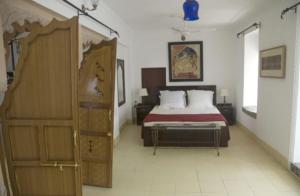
[144, 113, 227, 124]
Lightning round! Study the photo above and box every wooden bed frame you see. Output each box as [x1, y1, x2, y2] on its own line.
[141, 85, 230, 147]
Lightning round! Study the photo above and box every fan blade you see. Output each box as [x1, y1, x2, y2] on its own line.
[171, 27, 183, 33]
[188, 28, 217, 33]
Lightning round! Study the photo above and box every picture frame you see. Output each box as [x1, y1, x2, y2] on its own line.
[117, 59, 126, 106]
[260, 45, 286, 78]
[168, 41, 203, 82]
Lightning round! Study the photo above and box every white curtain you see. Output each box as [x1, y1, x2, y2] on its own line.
[291, 10, 300, 163]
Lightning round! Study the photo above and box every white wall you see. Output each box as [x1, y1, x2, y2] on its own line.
[235, 0, 298, 160]
[132, 28, 236, 105]
[117, 44, 134, 127]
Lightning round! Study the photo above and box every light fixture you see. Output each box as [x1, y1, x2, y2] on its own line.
[183, 0, 199, 21]
[82, 0, 100, 12]
[220, 89, 229, 104]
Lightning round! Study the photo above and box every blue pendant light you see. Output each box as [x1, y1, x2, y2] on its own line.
[183, 0, 199, 21]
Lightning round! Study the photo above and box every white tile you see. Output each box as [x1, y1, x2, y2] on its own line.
[199, 180, 226, 193]
[176, 181, 201, 193]
[83, 125, 300, 196]
[151, 182, 176, 193]
[223, 180, 252, 192]
[247, 179, 277, 192]
[149, 191, 175, 196]
[176, 192, 202, 196]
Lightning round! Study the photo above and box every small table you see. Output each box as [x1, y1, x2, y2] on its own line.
[151, 124, 222, 156]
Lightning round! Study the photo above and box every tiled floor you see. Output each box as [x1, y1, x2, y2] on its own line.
[83, 125, 300, 196]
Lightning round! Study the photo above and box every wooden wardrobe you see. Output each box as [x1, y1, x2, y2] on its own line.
[0, 17, 117, 195]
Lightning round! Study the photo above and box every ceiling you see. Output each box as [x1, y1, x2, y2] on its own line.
[102, 0, 277, 30]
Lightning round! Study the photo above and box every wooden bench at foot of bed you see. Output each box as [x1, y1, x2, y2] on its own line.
[141, 126, 230, 147]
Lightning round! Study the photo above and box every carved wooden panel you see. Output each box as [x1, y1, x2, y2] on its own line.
[44, 126, 74, 161]
[81, 135, 108, 161]
[81, 161, 107, 186]
[89, 109, 109, 132]
[79, 39, 116, 188]
[88, 162, 107, 186]
[0, 17, 82, 196]
[82, 161, 89, 184]
[15, 167, 76, 195]
[79, 108, 109, 132]
[79, 108, 89, 131]
[79, 42, 114, 104]
[6, 28, 73, 120]
[8, 126, 40, 161]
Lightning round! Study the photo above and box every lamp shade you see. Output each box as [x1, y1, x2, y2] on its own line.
[183, 0, 199, 21]
[220, 89, 229, 97]
[139, 88, 148, 97]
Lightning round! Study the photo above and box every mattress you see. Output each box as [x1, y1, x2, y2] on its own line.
[143, 106, 227, 127]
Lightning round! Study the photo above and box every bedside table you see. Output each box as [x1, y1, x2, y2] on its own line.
[135, 104, 154, 125]
[217, 103, 235, 125]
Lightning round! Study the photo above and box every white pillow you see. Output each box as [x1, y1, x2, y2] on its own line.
[159, 90, 186, 109]
[187, 90, 214, 108]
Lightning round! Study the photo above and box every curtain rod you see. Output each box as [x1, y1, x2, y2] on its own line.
[62, 0, 120, 37]
[281, 2, 300, 19]
[237, 22, 260, 38]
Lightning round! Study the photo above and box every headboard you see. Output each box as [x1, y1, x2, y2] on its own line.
[151, 85, 217, 106]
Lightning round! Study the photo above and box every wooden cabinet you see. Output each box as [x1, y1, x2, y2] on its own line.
[217, 103, 235, 125]
[136, 104, 153, 125]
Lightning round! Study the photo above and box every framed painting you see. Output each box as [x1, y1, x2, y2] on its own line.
[168, 41, 203, 82]
[260, 45, 286, 78]
[117, 59, 126, 106]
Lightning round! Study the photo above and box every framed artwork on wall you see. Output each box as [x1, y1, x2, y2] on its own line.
[260, 45, 286, 78]
[168, 41, 203, 82]
[117, 59, 126, 106]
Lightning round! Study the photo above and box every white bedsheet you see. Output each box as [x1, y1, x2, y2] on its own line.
[144, 106, 226, 127]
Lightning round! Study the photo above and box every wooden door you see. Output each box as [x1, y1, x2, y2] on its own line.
[0, 17, 81, 195]
[79, 39, 117, 187]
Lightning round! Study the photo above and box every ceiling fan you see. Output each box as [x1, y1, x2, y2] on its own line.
[170, 0, 216, 41]
[171, 26, 217, 41]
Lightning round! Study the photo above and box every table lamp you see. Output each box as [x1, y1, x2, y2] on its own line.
[139, 88, 148, 97]
[220, 88, 229, 104]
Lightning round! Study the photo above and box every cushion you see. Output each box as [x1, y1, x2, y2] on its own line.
[159, 90, 186, 109]
[187, 90, 214, 108]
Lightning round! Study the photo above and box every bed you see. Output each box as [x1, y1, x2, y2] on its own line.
[141, 85, 230, 147]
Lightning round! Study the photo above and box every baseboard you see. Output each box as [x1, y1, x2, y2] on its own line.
[113, 120, 131, 147]
[291, 163, 300, 179]
[113, 134, 120, 147]
[120, 120, 130, 132]
[236, 122, 289, 169]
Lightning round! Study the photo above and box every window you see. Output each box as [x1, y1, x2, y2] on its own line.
[243, 29, 259, 118]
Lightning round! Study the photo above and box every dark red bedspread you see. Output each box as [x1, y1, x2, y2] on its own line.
[144, 113, 227, 124]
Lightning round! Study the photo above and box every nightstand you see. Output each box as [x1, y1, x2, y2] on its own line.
[135, 104, 154, 125]
[217, 103, 235, 125]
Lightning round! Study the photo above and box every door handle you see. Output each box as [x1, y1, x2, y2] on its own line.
[107, 132, 112, 137]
